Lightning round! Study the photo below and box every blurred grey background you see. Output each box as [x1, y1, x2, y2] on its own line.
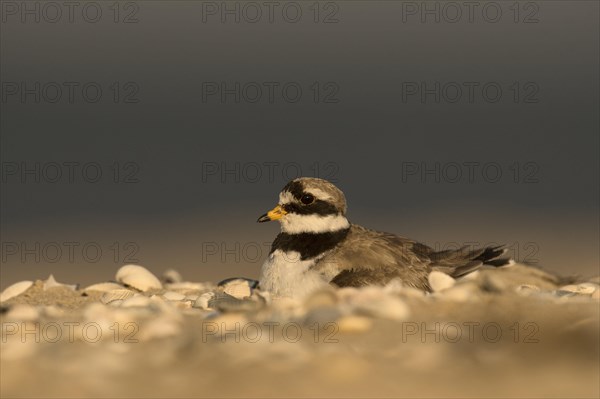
[1, 1, 598, 289]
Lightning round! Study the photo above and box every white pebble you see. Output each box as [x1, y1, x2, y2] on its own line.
[193, 292, 215, 309]
[42, 305, 65, 318]
[120, 295, 152, 308]
[43, 274, 77, 291]
[162, 291, 186, 301]
[439, 283, 478, 302]
[428, 271, 456, 292]
[337, 315, 373, 333]
[162, 269, 183, 284]
[5, 304, 39, 321]
[346, 287, 410, 321]
[83, 282, 124, 293]
[116, 264, 162, 291]
[101, 289, 135, 304]
[0, 281, 33, 302]
[558, 284, 597, 295]
[165, 282, 208, 291]
[576, 283, 598, 294]
[516, 284, 540, 296]
[222, 279, 252, 299]
[138, 316, 181, 341]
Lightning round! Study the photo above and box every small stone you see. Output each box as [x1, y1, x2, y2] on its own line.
[460, 270, 480, 281]
[208, 292, 260, 312]
[170, 300, 193, 309]
[0, 281, 33, 302]
[516, 284, 540, 296]
[556, 284, 597, 296]
[165, 282, 209, 292]
[138, 316, 181, 341]
[42, 305, 65, 318]
[120, 295, 152, 308]
[162, 269, 183, 284]
[116, 264, 162, 291]
[83, 282, 124, 293]
[193, 292, 215, 309]
[304, 306, 342, 326]
[346, 287, 410, 321]
[162, 291, 186, 301]
[101, 289, 136, 304]
[428, 271, 456, 292]
[304, 289, 339, 310]
[43, 274, 77, 291]
[5, 304, 39, 321]
[575, 283, 598, 294]
[439, 282, 479, 302]
[337, 315, 373, 333]
[221, 279, 252, 299]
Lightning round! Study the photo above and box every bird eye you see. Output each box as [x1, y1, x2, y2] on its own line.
[300, 194, 315, 205]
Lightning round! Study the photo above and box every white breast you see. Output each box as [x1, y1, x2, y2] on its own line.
[259, 249, 329, 299]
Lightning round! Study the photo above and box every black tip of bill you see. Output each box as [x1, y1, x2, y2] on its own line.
[257, 213, 270, 223]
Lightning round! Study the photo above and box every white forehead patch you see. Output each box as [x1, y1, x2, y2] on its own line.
[278, 191, 295, 205]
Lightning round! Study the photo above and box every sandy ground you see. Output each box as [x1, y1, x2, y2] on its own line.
[1, 264, 599, 398]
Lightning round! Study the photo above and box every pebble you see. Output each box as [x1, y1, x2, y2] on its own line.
[515, 284, 541, 296]
[162, 269, 183, 284]
[344, 287, 410, 320]
[304, 289, 339, 310]
[162, 291, 186, 301]
[336, 315, 373, 333]
[439, 282, 479, 302]
[115, 264, 162, 291]
[120, 295, 152, 308]
[42, 305, 65, 318]
[556, 284, 597, 296]
[193, 292, 215, 310]
[82, 282, 125, 293]
[304, 306, 343, 326]
[218, 277, 259, 289]
[43, 274, 77, 291]
[574, 283, 597, 294]
[221, 279, 253, 299]
[208, 292, 261, 312]
[165, 282, 209, 292]
[428, 271, 456, 292]
[0, 280, 33, 302]
[5, 304, 39, 321]
[138, 316, 181, 341]
[460, 270, 480, 281]
[101, 289, 136, 304]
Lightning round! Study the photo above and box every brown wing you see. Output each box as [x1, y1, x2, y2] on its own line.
[317, 225, 509, 291]
[316, 225, 433, 290]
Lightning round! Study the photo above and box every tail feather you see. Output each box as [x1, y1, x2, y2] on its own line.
[430, 245, 511, 278]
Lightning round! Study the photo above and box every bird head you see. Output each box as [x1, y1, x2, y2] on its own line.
[257, 177, 349, 234]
